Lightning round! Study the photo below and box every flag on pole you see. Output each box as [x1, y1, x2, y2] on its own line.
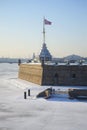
[44, 19, 52, 25]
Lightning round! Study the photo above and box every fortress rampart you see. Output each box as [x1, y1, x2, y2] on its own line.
[18, 63, 87, 86]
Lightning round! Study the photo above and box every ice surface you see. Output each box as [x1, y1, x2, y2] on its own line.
[0, 63, 87, 130]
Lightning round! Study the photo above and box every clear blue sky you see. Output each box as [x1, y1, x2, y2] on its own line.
[0, 0, 87, 58]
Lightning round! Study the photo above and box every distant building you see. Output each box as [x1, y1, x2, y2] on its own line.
[64, 54, 84, 63]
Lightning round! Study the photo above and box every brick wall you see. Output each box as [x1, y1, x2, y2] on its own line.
[43, 65, 87, 86]
[18, 64, 87, 86]
[18, 63, 43, 85]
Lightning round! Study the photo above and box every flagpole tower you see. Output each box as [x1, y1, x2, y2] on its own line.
[39, 17, 52, 62]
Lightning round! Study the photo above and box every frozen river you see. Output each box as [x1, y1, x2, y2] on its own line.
[0, 63, 87, 130]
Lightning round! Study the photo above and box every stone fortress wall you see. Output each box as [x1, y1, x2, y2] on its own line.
[18, 63, 87, 86]
[18, 63, 43, 85]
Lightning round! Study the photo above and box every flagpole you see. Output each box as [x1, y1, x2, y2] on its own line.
[43, 17, 45, 43]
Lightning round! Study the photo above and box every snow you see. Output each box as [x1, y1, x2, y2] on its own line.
[0, 63, 87, 130]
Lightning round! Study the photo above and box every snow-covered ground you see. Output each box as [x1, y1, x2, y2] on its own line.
[0, 63, 87, 130]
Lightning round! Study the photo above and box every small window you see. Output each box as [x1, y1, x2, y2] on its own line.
[72, 74, 76, 78]
[54, 73, 58, 78]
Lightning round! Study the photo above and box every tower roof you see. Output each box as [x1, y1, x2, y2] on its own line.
[39, 43, 52, 61]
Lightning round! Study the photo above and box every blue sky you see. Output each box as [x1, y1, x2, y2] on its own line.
[0, 0, 87, 58]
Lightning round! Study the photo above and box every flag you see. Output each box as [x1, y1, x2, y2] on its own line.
[44, 19, 52, 25]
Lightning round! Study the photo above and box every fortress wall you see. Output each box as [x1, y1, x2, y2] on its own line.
[42, 65, 87, 86]
[18, 64, 43, 85]
[18, 64, 87, 86]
